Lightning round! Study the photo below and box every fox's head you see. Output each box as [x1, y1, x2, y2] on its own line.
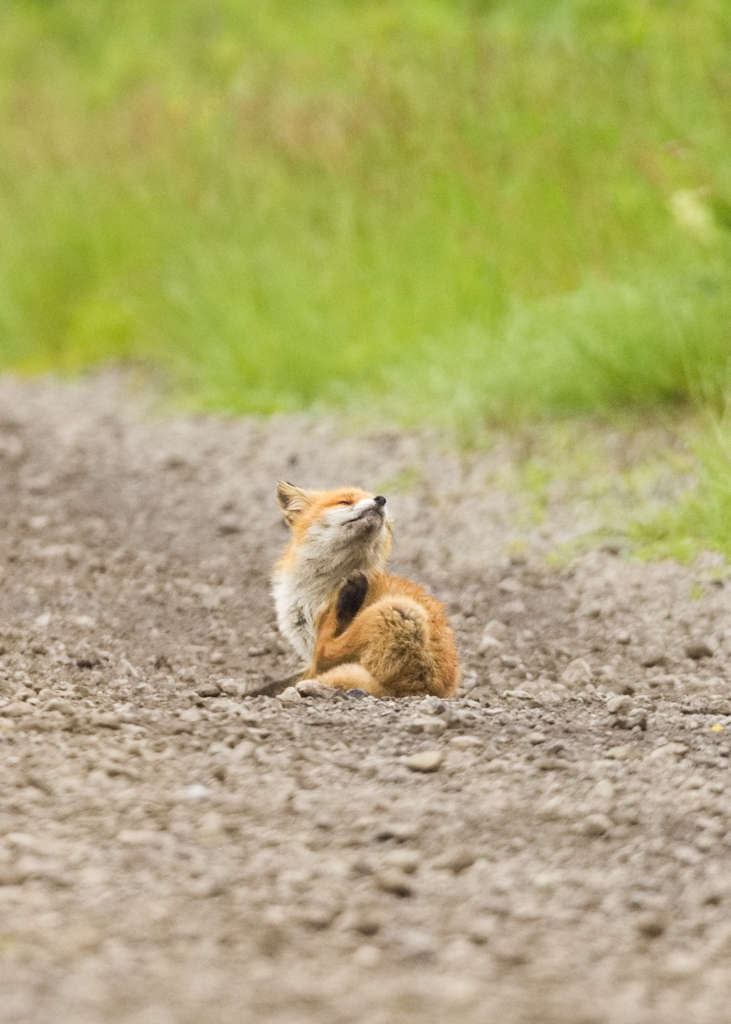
[275, 482, 392, 575]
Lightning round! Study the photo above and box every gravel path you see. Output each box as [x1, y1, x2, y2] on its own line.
[1, 376, 731, 1024]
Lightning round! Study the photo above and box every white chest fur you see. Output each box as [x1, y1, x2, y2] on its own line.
[272, 496, 390, 663]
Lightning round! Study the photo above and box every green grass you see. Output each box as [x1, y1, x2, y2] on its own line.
[2, 0, 731, 555]
[1, 0, 731, 422]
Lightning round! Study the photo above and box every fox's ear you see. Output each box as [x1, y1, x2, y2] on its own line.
[276, 481, 315, 525]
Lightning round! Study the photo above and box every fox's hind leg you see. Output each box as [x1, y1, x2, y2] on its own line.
[313, 663, 385, 697]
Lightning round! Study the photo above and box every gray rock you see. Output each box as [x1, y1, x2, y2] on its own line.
[375, 868, 414, 897]
[402, 750, 444, 773]
[432, 847, 475, 873]
[561, 658, 593, 688]
[686, 640, 714, 660]
[296, 679, 338, 700]
[581, 813, 612, 836]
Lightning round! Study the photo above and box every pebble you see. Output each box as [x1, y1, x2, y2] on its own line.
[296, 679, 338, 700]
[394, 928, 438, 960]
[685, 640, 714, 660]
[616, 631, 632, 645]
[640, 649, 667, 668]
[635, 911, 666, 938]
[184, 784, 212, 802]
[402, 750, 444, 773]
[561, 658, 593, 688]
[606, 695, 633, 716]
[589, 779, 615, 811]
[278, 687, 302, 704]
[450, 735, 482, 749]
[648, 742, 689, 760]
[433, 846, 475, 873]
[2, 702, 32, 717]
[375, 868, 414, 897]
[467, 915, 498, 944]
[484, 620, 508, 639]
[419, 697, 447, 716]
[581, 813, 612, 836]
[478, 635, 503, 659]
[606, 745, 636, 760]
[528, 731, 546, 745]
[349, 905, 387, 936]
[90, 712, 120, 729]
[383, 849, 421, 874]
[196, 681, 222, 698]
[502, 599, 526, 616]
[406, 717, 447, 735]
[0, 864, 26, 886]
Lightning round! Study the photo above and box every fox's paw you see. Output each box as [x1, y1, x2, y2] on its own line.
[335, 571, 369, 634]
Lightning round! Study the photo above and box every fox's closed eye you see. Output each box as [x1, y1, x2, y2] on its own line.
[337, 500, 353, 506]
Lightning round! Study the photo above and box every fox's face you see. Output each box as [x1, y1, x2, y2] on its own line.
[275, 482, 391, 574]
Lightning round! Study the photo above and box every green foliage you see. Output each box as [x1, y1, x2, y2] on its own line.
[629, 416, 731, 561]
[1, 0, 730, 425]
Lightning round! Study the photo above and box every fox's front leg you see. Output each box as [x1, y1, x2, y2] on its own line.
[334, 571, 369, 635]
[305, 573, 369, 676]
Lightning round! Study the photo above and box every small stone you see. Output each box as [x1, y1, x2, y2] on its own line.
[383, 849, 421, 874]
[349, 904, 387, 936]
[374, 822, 418, 842]
[0, 865, 26, 886]
[534, 757, 566, 771]
[616, 631, 632, 645]
[528, 731, 546, 745]
[502, 599, 526, 617]
[581, 813, 612, 836]
[606, 745, 636, 761]
[346, 688, 369, 699]
[196, 681, 222, 698]
[467, 915, 498, 945]
[641, 650, 667, 668]
[278, 687, 302, 704]
[418, 697, 447, 716]
[648, 742, 689, 760]
[450, 735, 483, 749]
[589, 779, 615, 811]
[184, 783, 211, 802]
[635, 912, 666, 938]
[478, 635, 503, 660]
[2, 702, 32, 717]
[686, 640, 714, 660]
[90, 712, 120, 729]
[117, 829, 158, 846]
[484, 620, 508, 639]
[497, 578, 523, 594]
[561, 658, 593, 689]
[394, 928, 438, 960]
[402, 750, 444, 773]
[606, 695, 633, 716]
[433, 847, 475, 873]
[296, 679, 338, 699]
[375, 868, 414, 897]
[406, 716, 447, 735]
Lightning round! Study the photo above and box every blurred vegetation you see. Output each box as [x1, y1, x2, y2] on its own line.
[1, 0, 731, 552]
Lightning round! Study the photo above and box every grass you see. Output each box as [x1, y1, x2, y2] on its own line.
[2, 0, 731, 554]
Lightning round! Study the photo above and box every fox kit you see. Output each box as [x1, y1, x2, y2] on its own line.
[272, 482, 460, 698]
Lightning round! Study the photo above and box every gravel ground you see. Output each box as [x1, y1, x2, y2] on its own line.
[1, 376, 731, 1024]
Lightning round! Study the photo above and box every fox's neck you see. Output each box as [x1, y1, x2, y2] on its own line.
[272, 545, 385, 661]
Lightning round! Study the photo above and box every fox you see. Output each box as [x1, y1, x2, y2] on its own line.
[272, 482, 460, 698]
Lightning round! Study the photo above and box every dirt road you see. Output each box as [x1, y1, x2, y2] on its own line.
[1, 376, 730, 1024]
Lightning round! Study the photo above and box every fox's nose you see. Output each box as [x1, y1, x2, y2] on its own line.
[373, 495, 386, 507]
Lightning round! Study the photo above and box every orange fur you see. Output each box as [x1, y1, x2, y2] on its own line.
[272, 483, 460, 698]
